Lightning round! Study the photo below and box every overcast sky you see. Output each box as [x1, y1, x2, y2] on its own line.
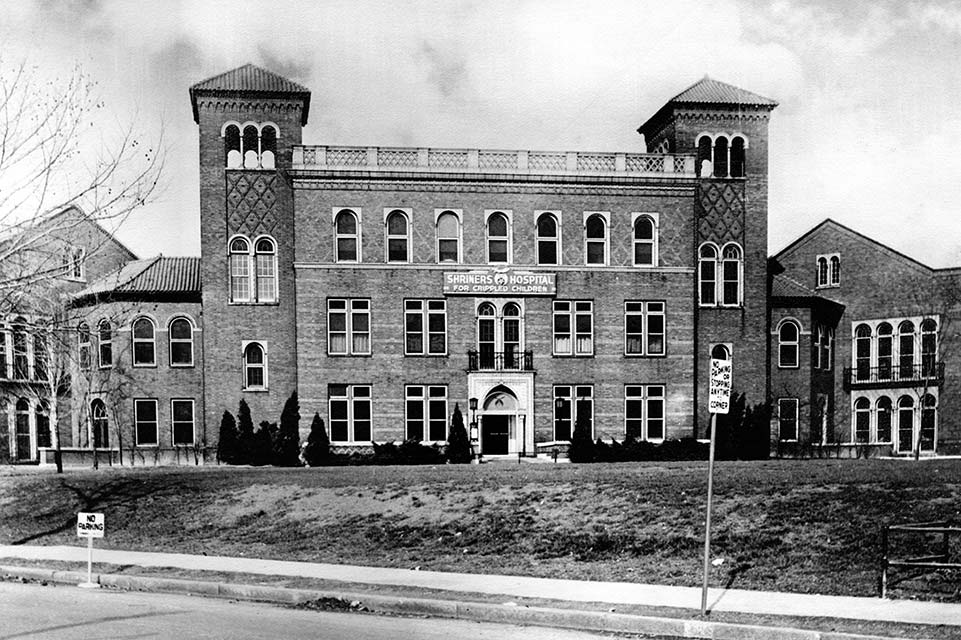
[2, 0, 960, 266]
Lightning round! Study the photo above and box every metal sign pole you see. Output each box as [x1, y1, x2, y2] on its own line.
[701, 412, 717, 615]
[86, 536, 94, 585]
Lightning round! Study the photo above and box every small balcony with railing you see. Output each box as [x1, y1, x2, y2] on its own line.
[467, 349, 534, 373]
[843, 362, 945, 391]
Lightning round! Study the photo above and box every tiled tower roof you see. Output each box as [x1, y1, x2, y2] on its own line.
[189, 63, 311, 124]
[75, 256, 201, 301]
[669, 76, 778, 107]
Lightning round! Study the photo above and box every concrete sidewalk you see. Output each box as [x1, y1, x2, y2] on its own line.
[2, 544, 958, 628]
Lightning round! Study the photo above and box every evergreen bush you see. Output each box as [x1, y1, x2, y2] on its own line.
[302, 412, 331, 466]
[274, 391, 301, 466]
[236, 399, 255, 465]
[567, 413, 596, 463]
[445, 403, 472, 464]
[216, 410, 239, 464]
[252, 421, 276, 466]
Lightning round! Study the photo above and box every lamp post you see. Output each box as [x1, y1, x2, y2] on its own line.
[469, 397, 478, 462]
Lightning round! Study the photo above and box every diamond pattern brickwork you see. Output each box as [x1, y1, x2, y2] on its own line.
[697, 180, 744, 245]
[226, 172, 280, 236]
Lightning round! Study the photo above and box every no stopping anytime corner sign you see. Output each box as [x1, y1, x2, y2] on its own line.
[76, 512, 104, 538]
[709, 358, 732, 415]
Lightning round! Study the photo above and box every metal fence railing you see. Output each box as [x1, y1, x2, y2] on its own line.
[882, 520, 961, 598]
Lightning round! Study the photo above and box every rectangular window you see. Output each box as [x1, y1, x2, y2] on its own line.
[329, 384, 372, 443]
[552, 301, 593, 356]
[406, 385, 448, 442]
[230, 253, 250, 302]
[171, 399, 195, 446]
[722, 260, 740, 305]
[134, 399, 158, 446]
[553, 385, 593, 441]
[778, 398, 799, 442]
[625, 385, 665, 440]
[405, 300, 447, 355]
[327, 299, 371, 355]
[625, 301, 666, 356]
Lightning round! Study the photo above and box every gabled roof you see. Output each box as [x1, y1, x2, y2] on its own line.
[0, 205, 138, 262]
[669, 76, 778, 108]
[74, 256, 201, 302]
[770, 273, 844, 314]
[189, 63, 311, 124]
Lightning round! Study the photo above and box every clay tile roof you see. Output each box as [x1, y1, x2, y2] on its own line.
[76, 256, 201, 300]
[670, 76, 778, 108]
[189, 63, 311, 124]
[771, 273, 819, 299]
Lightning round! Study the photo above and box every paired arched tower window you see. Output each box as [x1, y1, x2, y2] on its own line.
[698, 242, 742, 307]
[223, 122, 279, 169]
[696, 133, 747, 178]
[228, 235, 278, 303]
[816, 254, 840, 287]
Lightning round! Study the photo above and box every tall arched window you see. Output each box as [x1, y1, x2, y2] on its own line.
[91, 399, 108, 449]
[829, 256, 840, 286]
[713, 136, 729, 177]
[335, 209, 359, 262]
[921, 318, 937, 377]
[710, 344, 731, 360]
[0, 324, 7, 379]
[877, 323, 893, 380]
[224, 124, 241, 168]
[853, 397, 870, 443]
[242, 125, 259, 168]
[33, 332, 47, 381]
[169, 317, 194, 367]
[477, 303, 496, 369]
[730, 136, 746, 177]
[778, 320, 800, 368]
[436, 211, 460, 263]
[12, 319, 27, 380]
[898, 321, 915, 379]
[229, 236, 251, 302]
[98, 319, 113, 368]
[584, 214, 607, 265]
[503, 303, 521, 369]
[486, 212, 510, 263]
[243, 342, 267, 390]
[696, 136, 713, 177]
[876, 397, 893, 443]
[536, 213, 559, 265]
[855, 324, 871, 381]
[35, 401, 50, 448]
[15, 398, 31, 461]
[260, 124, 277, 169]
[897, 395, 915, 453]
[78, 322, 91, 370]
[921, 394, 937, 452]
[132, 317, 156, 366]
[633, 215, 657, 266]
[386, 210, 410, 263]
[254, 236, 277, 302]
[721, 243, 742, 306]
[816, 257, 828, 287]
[698, 243, 718, 306]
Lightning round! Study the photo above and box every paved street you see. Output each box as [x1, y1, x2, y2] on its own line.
[0, 581, 664, 640]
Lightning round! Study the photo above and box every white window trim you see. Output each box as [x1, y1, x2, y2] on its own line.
[168, 316, 195, 368]
[170, 398, 196, 447]
[228, 234, 253, 303]
[252, 234, 279, 303]
[333, 207, 362, 263]
[719, 242, 743, 307]
[630, 212, 659, 267]
[328, 384, 373, 444]
[133, 398, 160, 447]
[97, 320, 113, 369]
[775, 318, 803, 369]
[552, 300, 593, 357]
[552, 385, 595, 442]
[484, 209, 513, 264]
[242, 340, 269, 391]
[625, 384, 666, 442]
[777, 397, 800, 442]
[816, 253, 840, 289]
[624, 301, 667, 357]
[404, 299, 448, 356]
[384, 208, 412, 264]
[534, 210, 562, 266]
[434, 208, 463, 264]
[132, 317, 158, 368]
[327, 299, 372, 356]
[405, 385, 448, 443]
[583, 211, 610, 266]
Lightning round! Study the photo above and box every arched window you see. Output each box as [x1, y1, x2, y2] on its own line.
[876, 397, 893, 443]
[12, 320, 27, 380]
[98, 319, 113, 368]
[335, 209, 359, 262]
[169, 317, 194, 367]
[855, 324, 871, 381]
[35, 401, 50, 449]
[243, 342, 267, 389]
[224, 124, 241, 168]
[696, 136, 713, 177]
[91, 399, 108, 449]
[33, 332, 47, 381]
[877, 323, 893, 380]
[633, 215, 657, 266]
[228, 236, 251, 302]
[730, 136, 746, 177]
[503, 303, 521, 369]
[584, 214, 607, 265]
[698, 243, 718, 306]
[713, 136, 729, 178]
[536, 213, 559, 265]
[436, 211, 460, 263]
[921, 318, 938, 377]
[242, 125, 259, 169]
[711, 344, 731, 360]
[853, 397, 870, 443]
[385, 210, 410, 263]
[132, 317, 156, 366]
[78, 322, 91, 370]
[829, 255, 840, 286]
[254, 236, 277, 302]
[477, 303, 496, 369]
[921, 394, 937, 452]
[897, 395, 915, 453]
[721, 243, 742, 306]
[898, 321, 915, 379]
[260, 124, 277, 169]
[816, 257, 828, 287]
[15, 398, 31, 461]
[486, 212, 510, 263]
[778, 320, 800, 368]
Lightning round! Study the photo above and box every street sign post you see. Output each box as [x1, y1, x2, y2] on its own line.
[76, 512, 104, 589]
[702, 358, 732, 614]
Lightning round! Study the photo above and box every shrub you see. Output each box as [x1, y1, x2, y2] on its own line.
[236, 399, 255, 465]
[274, 391, 301, 466]
[371, 439, 444, 465]
[252, 421, 276, 466]
[302, 413, 331, 466]
[568, 413, 596, 463]
[445, 403, 472, 464]
[216, 410, 239, 464]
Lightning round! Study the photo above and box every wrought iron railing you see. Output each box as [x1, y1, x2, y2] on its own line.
[467, 349, 534, 372]
[843, 362, 944, 391]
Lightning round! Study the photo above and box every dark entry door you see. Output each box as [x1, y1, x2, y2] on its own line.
[482, 415, 509, 455]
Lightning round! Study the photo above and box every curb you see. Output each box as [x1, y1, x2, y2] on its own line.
[0, 565, 924, 640]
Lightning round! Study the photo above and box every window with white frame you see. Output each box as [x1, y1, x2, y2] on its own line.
[12, 320, 27, 380]
[536, 212, 560, 265]
[132, 317, 156, 367]
[229, 236, 251, 302]
[851, 394, 903, 446]
[698, 243, 718, 306]
[404, 299, 446, 355]
[405, 385, 447, 442]
[78, 322, 91, 370]
[815, 253, 840, 288]
[63, 246, 85, 281]
[98, 319, 112, 368]
[553, 385, 593, 441]
[850, 317, 939, 383]
[327, 299, 371, 355]
[777, 398, 798, 441]
[830, 256, 840, 286]
[777, 320, 800, 368]
[486, 211, 510, 263]
[435, 210, 461, 263]
[243, 342, 267, 390]
[171, 399, 195, 446]
[625, 385, 665, 441]
[168, 317, 194, 367]
[386, 209, 410, 263]
[632, 214, 658, 266]
[584, 213, 608, 265]
[334, 209, 360, 262]
[876, 396, 893, 443]
[134, 398, 158, 446]
[329, 384, 372, 443]
[721, 243, 742, 306]
[853, 397, 870, 443]
[552, 301, 593, 356]
[254, 236, 278, 302]
[625, 301, 665, 356]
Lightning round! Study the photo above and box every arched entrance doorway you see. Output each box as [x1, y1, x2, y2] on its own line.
[481, 386, 516, 455]
[91, 399, 109, 449]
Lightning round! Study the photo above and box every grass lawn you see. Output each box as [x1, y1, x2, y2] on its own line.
[1, 458, 959, 600]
